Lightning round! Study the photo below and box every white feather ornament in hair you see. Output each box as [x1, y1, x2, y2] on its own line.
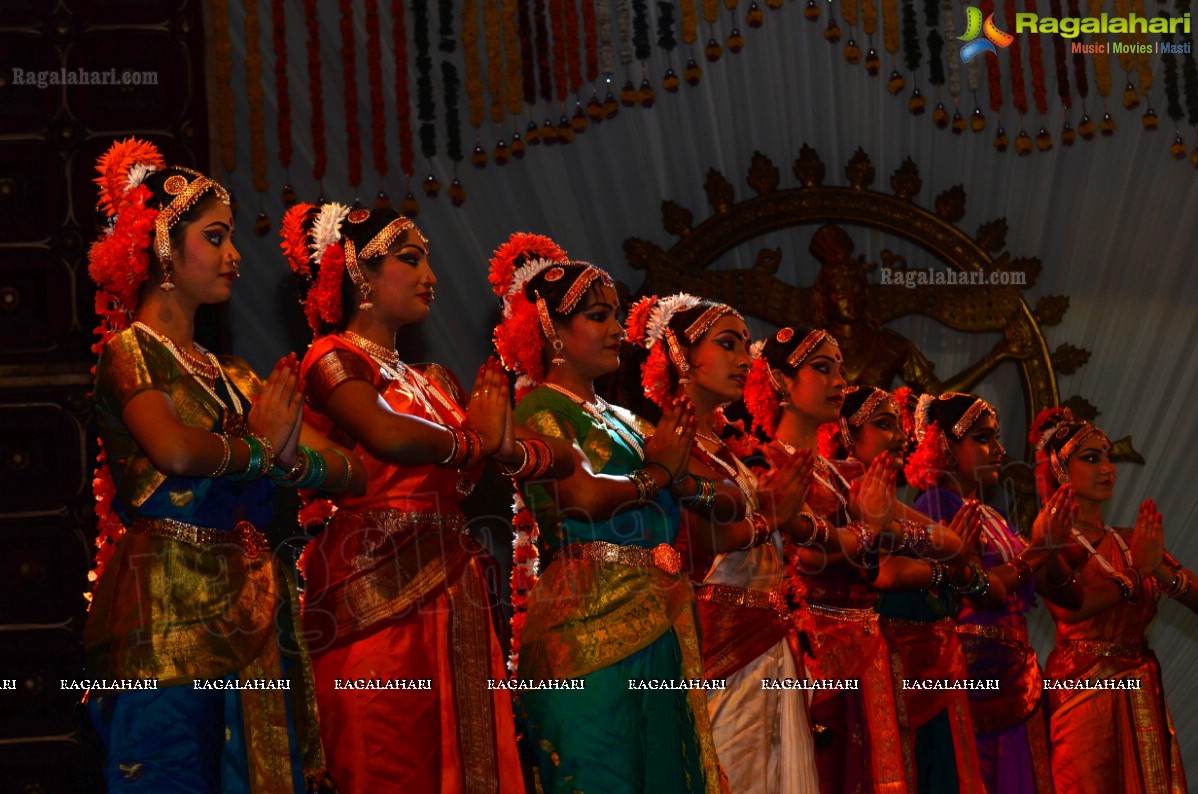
[749, 339, 767, 359]
[506, 257, 560, 298]
[124, 163, 158, 193]
[310, 202, 351, 265]
[644, 293, 701, 347]
[914, 393, 936, 441]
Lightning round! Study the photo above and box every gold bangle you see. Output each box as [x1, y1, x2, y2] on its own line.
[210, 434, 232, 478]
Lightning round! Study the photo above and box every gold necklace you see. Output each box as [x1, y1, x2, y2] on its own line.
[543, 382, 644, 460]
[339, 332, 461, 422]
[133, 321, 245, 432]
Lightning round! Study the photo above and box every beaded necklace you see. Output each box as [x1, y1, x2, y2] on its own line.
[133, 321, 246, 434]
[543, 382, 645, 460]
[776, 439, 850, 516]
[1070, 524, 1134, 579]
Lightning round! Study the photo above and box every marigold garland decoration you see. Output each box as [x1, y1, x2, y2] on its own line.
[414, 0, 438, 158]
[566, 0, 585, 92]
[271, 0, 292, 170]
[981, 0, 1003, 111]
[1049, 0, 1071, 108]
[535, 0, 553, 101]
[633, 0, 653, 60]
[340, 0, 363, 186]
[701, 0, 719, 24]
[441, 61, 464, 162]
[393, 0, 417, 177]
[598, 0, 617, 73]
[1133, 0, 1152, 94]
[439, 0, 456, 48]
[1025, 0, 1048, 116]
[882, 0, 899, 56]
[508, 493, 540, 673]
[1087, 0, 1112, 98]
[680, 0, 699, 43]
[245, 0, 268, 192]
[503, 0, 525, 116]
[582, 0, 600, 82]
[860, 0, 877, 36]
[463, 0, 486, 128]
[1068, 0, 1088, 100]
[518, 0, 537, 104]
[88, 447, 127, 597]
[483, 0, 505, 123]
[366, 0, 389, 177]
[1003, 0, 1027, 116]
[211, 0, 236, 174]
[617, 0, 635, 64]
[305, 0, 328, 180]
[551, 0, 569, 100]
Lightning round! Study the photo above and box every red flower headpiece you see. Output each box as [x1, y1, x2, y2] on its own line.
[892, 386, 916, 443]
[488, 232, 569, 392]
[280, 202, 316, 280]
[744, 350, 783, 437]
[816, 422, 841, 459]
[1028, 405, 1074, 450]
[94, 137, 165, 218]
[904, 420, 951, 490]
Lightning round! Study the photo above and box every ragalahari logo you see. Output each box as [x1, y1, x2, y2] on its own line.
[959, 7, 1015, 62]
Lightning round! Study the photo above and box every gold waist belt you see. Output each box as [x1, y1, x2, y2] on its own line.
[130, 517, 269, 559]
[957, 621, 1030, 645]
[1061, 638, 1148, 658]
[808, 602, 879, 624]
[557, 541, 682, 576]
[697, 583, 788, 615]
[346, 508, 468, 534]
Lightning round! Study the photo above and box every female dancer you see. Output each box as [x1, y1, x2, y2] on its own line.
[1035, 408, 1195, 793]
[282, 204, 530, 793]
[489, 238, 723, 793]
[821, 385, 985, 792]
[625, 294, 820, 792]
[904, 393, 1077, 794]
[743, 327, 911, 794]
[85, 140, 361, 793]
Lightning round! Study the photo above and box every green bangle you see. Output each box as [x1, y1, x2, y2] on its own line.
[228, 436, 265, 481]
[295, 446, 326, 490]
[328, 448, 352, 491]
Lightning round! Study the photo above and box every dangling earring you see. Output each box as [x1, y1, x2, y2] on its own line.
[550, 339, 566, 366]
[359, 283, 373, 311]
[159, 263, 175, 292]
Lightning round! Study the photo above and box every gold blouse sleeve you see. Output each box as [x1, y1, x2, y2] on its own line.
[305, 348, 377, 413]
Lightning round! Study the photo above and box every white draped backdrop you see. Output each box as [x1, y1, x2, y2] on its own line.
[216, 0, 1198, 772]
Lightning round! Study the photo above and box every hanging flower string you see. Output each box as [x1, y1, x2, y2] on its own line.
[1087, 0, 1112, 99]
[442, 62, 464, 162]
[414, 0, 437, 158]
[945, 0, 960, 99]
[566, 0, 584, 93]
[860, 0, 878, 37]
[340, 0, 362, 186]
[882, 0, 899, 59]
[1003, 0, 1027, 116]
[463, 0, 486, 129]
[245, 0, 267, 191]
[598, 0, 616, 75]
[305, 0, 327, 180]
[924, 0, 943, 87]
[980, 0, 1003, 111]
[212, 0, 236, 174]
[1025, 0, 1048, 116]
[392, 0, 416, 178]
[618, 0, 635, 67]
[271, 0, 292, 170]
[438, 0, 456, 48]
[1049, 0, 1071, 109]
[633, 0, 652, 61]
[901, 0, 920, 74]
[535, 0, 553, 102]
[1133, 0, 1152, 96]
[681, 0, 699, 44]
[484, 0, 505, 123]
[518, 0, 537, 105]
[366, 0, 388, 177]
[582, 0, 600, 82]
[503, 0, 525, 116]
[1067, 0, 1088, 102]
[551, 0, 569, 101]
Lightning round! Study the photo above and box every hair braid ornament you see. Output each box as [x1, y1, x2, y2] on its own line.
[488, 233, 569, 395]
[625, 293, 703, 407]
